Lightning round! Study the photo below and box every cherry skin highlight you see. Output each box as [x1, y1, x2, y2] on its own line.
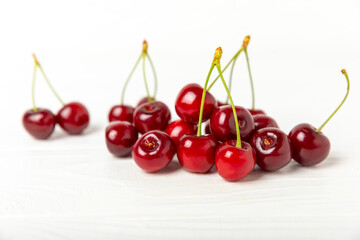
[250, 127, 292, 171]
[248, 109, 265, 116]
[175, 83, 217, 124]
[289, 123, 330, 166]
[132, 130, 176, 172]
[106, 121, 139, 157]
[165, 119, 197, 145]
[177, 135, 219, 173]
[56, 102, 89, 135]
[108, 105, 134, 123]
[215, 140, 256, 181]
[253, 114, 279, 132]
[23, 108, 56, 139]
[137, 97, 155, 107]
[210, 105, 255, 142]
[133, 101, 171, 134]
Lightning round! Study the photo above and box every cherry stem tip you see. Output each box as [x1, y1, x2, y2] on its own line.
[142, 40, 148, 54]
[242, 35, 251, 48]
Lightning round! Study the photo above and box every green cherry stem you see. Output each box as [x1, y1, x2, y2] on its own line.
[31, 59, 38, 112]
[142, 53, 152, 102]
[145, 53, 158, 99]
[244, 48, 255, 110]
[225, 56, 238, 104]
[215, 53, 242, 149]
[316, 69, 350, 133]
[32, 54, 65, 106]
[120, 55, 142, 105]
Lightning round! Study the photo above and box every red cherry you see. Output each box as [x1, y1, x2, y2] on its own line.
[217, 101, 227, 107]
[250, 127, 292, 171]
[137, 97, 155, 107]
[289, 123, 330, 166]
[132, 130, 176, 172]
[133, 101, 171, 134]
[108, 105, 134, 123]
[175, 83, 217, 124]
[177, 135, 219, 173]
[165, 119, 197, 145]
[253, 114, 279, 132]
[248, 109, 266, 116]
[210, 105, 255, 142]
[56, 102, 90, 135]
[105, 121, 139, 157]
[23, 108, 56, 139]
[215, 140, 256, 181]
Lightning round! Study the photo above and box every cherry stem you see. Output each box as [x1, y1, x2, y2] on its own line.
[120, 55, 142, 105]
[244, 48, 255, 110]
[215, 62, 242, 148]
[207, 47, 244, 91]
[32, 54, 65, 106]
[225, 56, 238, 104]
[317, 69, 350, 132]
[142, 53, 152, 102]
[31, 61, 38, 112]
[197, 63, 215, 136]
[145, 53, 158, 99]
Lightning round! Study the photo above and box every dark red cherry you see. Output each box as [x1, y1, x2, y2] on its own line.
[253, 114, 279, 132]
[289, 123, 330, 166]
[215, 140, 256, 181]
[217, 101, 227, 107]
[204, 121, 211, 135]
[23, 108, 56, 139]
[137, 97, 155, 107]
[165, 119, 197, 145]
[248, 109, 265, 116]
[132, 130, 176, 172]
[105, 121, 139, 157]
[250, 127, 292, 171]
[210, 105, 255, 142]
[56, 102, 89, 135]
[108, 105, 134, 123]
[175, 83, 217, 124]
[177, 134, 219, 173]
[133, 101, 171, 134]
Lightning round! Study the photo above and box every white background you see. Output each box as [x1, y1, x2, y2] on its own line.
[0, 0, 359, 239]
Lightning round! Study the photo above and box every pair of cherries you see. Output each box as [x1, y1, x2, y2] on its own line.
[23, 54, 89, 139]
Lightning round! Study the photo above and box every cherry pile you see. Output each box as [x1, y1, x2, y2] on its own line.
[23, 54, 89, 139]
[104, 37, 350, 181]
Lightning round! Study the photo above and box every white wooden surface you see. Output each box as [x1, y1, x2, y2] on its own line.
[0, 0, 360, 239]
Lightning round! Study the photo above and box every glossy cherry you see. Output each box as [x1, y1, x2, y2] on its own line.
[106, 121, 139, 157]
[133, 100, 171, 134]
[210, 105, 255, 142]
[137, 97, 155, 107]
[56, 102, 90, 135]
[132, 130, 176, 172]
[165, 119, 197, 145]
[289, 123, 330, 166]
[250, 127, 292, 171]
[23, 108, 56, 139]
[177, 135, 219, 173]
[248, 109, 266, 116]
[175, 83, 217, 124]
[253, 114, 278, 132]
[108, 105, 134, 123]
[215, 140, 256, 181]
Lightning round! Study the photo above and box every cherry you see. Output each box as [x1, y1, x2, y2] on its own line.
[289, 69, 350, 166]
[23, 108, 56, 139]
[248, 109, 266, 116]
[175, 83, 217, 124]
[56, 102, 89, 135]
[165, 119, 197, 145]
[210, 105, 255, 142]
[250, 127, 292, 171]
[132, 130, 176, 172]
[177, 135, 219, 173]
[106, 121, 139, 157]
[137, 96, 155, 107]
[204, 121, 211, 135]
[215, 140, 256, 181]
[289, 123, 330, 166]
[108, 105, 134, 123]
[253, 114, 278, 132]
[133, 100, 171, 134]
